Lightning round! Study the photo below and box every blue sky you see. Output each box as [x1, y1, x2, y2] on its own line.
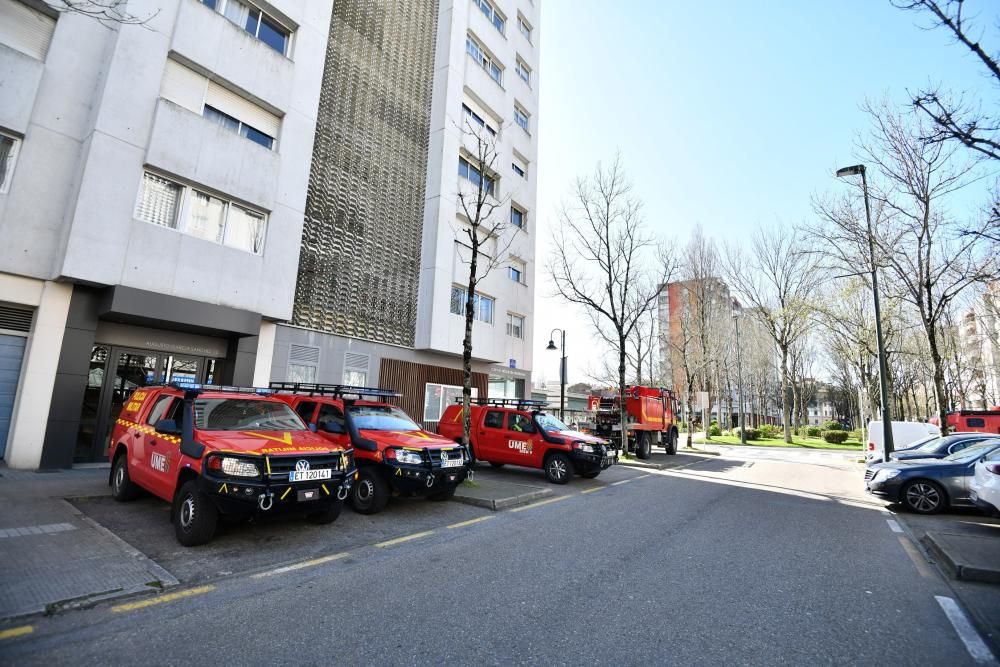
[531, 0, 998, 385]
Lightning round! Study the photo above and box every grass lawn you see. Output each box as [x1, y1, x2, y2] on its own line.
[693, 434, 863, 451]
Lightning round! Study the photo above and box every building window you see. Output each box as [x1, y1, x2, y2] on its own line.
[450, 285, 494, 324]
[0, 0, 56, 61]
[459, 156, 496, 196]
[462, 103, 496, 136]
[466, 34, 502, 86]
[512, 162, 525, 178]
[515, 58, 531, 85]
[0, 132, 21, 195]
[424, 382, 477, 423]
[343, 352, 369, 386]
[518, 16, 532, 42]
[134, 171, 268, 254]
[508, 261, 525, 284]
[510, 205, 526, 229]
[204, 106, 274, 149]
[287, 343, 319, 383]
[507, 314, 524, 339]
[473, 0, 505, 35]
[201, 0, 291, 56]
[514, 106, 530, 133]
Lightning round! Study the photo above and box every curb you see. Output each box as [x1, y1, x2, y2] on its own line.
[921, 531, 1000, 585]
[616, 459, 665, 470]
[452, 484, 552, 511]
[681, 447, 722, 456]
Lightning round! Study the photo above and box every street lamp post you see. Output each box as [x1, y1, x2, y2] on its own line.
[733, 311, 746, 445]
[546, 329, 567, 422]
[837, 164, 895, 458]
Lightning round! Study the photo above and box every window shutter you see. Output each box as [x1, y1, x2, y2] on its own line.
[344, 352, 369, 373]
[205, 81, 280, 138]
[0, 304, 33, 333]
[289, 344, 319, 365]
[0, 0, 56, 61]
[160, 59, 208, 114]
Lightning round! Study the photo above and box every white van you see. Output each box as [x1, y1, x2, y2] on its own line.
[866, 420, 940, 463]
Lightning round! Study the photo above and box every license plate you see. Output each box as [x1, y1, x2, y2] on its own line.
[440, 458, 463, 469]
[289, 469, 332, 482]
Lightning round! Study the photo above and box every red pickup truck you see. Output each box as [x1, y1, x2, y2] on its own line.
[438, 399, 616, 484]
[108, 384, 356, 546]
[271, 383, 472, 514]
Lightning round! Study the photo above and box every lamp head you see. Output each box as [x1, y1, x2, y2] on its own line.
[546, 340, 557, 351]
[836, 164, 865, 178]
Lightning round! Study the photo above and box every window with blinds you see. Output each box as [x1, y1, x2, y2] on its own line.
[159, 57, 281, 149]
[0, 0, 56, 61]
[343, 352, 369, 386]
[135, 173, 181, 229]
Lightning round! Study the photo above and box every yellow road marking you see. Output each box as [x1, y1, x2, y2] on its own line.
[251, 553, 349, 578]
[111, 585, 215, 613]
[510, 495, 571, 513]
[0, 625, 33, 640]
[580, 487, 604, 494]
[375, 531, 434, 548]
[447, 516, 495, 529]
[897, 535, 935, 579]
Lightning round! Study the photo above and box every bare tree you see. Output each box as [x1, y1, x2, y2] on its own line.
[51, 0, 158, 26]
[724, 226, 821, 443]
[814, 100, 990, 432]
[550, 156, 674, 456]
[454, 119, 515, 451]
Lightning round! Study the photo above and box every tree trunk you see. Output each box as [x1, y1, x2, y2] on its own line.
[926, 326, 950, 435]
[780, 345, 792, 443]
[618, 334, 629, 456]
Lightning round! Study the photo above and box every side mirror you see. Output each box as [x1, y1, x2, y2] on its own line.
[155, 419, 180, 435]
[322, 421, 345, 434]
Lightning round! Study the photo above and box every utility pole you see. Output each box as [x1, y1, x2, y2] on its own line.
[734, 311, 746, 444]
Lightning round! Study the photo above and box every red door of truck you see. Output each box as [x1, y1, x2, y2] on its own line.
[476, 409, 510, 462]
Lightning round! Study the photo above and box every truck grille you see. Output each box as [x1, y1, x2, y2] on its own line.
[266, 452, 351, 479]
[427, 447, 466, 467]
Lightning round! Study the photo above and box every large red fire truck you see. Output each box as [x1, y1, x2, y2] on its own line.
[590, 386, 680, 459]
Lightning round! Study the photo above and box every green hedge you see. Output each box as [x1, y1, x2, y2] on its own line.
[806, 426, 822, 437]
[823, 421, 844, 431]
[822, 430, 849, 444]
[759, 423, 779, 439]
[708, 424, 721, 436]
[735, 427, 761, 441]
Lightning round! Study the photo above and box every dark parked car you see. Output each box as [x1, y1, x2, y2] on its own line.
[889, 433, 998, 462]
[865, 440, 1000, 514]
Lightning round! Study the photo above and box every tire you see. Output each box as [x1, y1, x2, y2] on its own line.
[666, 430, 678, 455]
[580, 471, 601, 479]
[636, 432, 652, 459]
[351, 467, 390, 515]
[489, 462, 506, 468]
[110, 452, 141, 501]
[173, 480, 219, 546]
[901, 480, 946, 514]
[307, 498, 344, 525]
[428, 486, 457, 501]
[545, 452, 573, 484]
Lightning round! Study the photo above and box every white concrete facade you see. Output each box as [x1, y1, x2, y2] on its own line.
[0, 0, 331, 467]
[416, 0, 540, 379]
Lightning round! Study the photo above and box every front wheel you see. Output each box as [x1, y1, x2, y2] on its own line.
[901, 480, 946, 514]
[307, 498, 344, 524]
[173, 480, 219, 546]
[545, 452, 573, 484]
[111, 453, 141, 501]
[351, 467, 390, 515]
[666, 430, 678, 455]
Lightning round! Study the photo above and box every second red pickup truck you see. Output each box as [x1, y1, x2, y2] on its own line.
[439, 399, 616, 484]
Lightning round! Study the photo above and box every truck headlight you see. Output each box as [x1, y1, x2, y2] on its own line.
[573, 442, 595, 453]
[208, 456, 260, 478]
[394, 449, 423, 465]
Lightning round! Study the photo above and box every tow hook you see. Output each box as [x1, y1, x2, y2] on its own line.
[425, 473, 435, 488]
[467, 468, 475, 482]
[258, 491, 274, 511]
[337, 485, 350, 500]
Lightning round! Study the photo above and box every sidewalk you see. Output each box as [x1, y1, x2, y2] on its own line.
[0, 465, 177, 620]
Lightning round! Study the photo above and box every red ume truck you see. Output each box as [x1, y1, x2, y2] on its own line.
[591, 386, 680, 459]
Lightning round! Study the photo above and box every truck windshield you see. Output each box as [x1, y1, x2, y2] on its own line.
[348, 405, 420, 431]
[194, 399, 306, 431]
[535, 414, 569, 432]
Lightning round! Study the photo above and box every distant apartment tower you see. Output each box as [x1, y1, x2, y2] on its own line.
[958, 283, 1000, 409]
[0, 0, 331, 467]
[276, 0, 540, 428]
[657, 277, 734, 395]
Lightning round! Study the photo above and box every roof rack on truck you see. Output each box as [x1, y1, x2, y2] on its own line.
[268, 382, 402, 399]
[452, 397, 549, 409]
[141, 383, 275, 395]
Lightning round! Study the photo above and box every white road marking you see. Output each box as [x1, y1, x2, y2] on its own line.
[251, 553, 349, 578]
[886, 519, 903, 533]
[935, 596, 999, 665]
[610, 479, 632, 486]
[0, 523, 75, 538]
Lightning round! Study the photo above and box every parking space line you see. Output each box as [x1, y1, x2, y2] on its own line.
[375, 530, 434, 548]
[935, 596, 999, 665]
[580, 487, 603, 494]
[447, 516, 494, 529]
[635, 474, 651, 480]
[251, 552, 349, 579]
[0, 625, 33, 641]
[897, 535, 935, 579]
[886, 519, 903, 533]
[111, 585, 215, 613]
[610, 479, 632, 486]
[509, 495, 571, 513]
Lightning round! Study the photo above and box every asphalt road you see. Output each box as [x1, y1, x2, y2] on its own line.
[1, 451, 993, 665]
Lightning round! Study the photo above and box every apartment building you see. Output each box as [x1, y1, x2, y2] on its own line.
[275, 0, 540, 429]
[0, 0, 331, 467]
